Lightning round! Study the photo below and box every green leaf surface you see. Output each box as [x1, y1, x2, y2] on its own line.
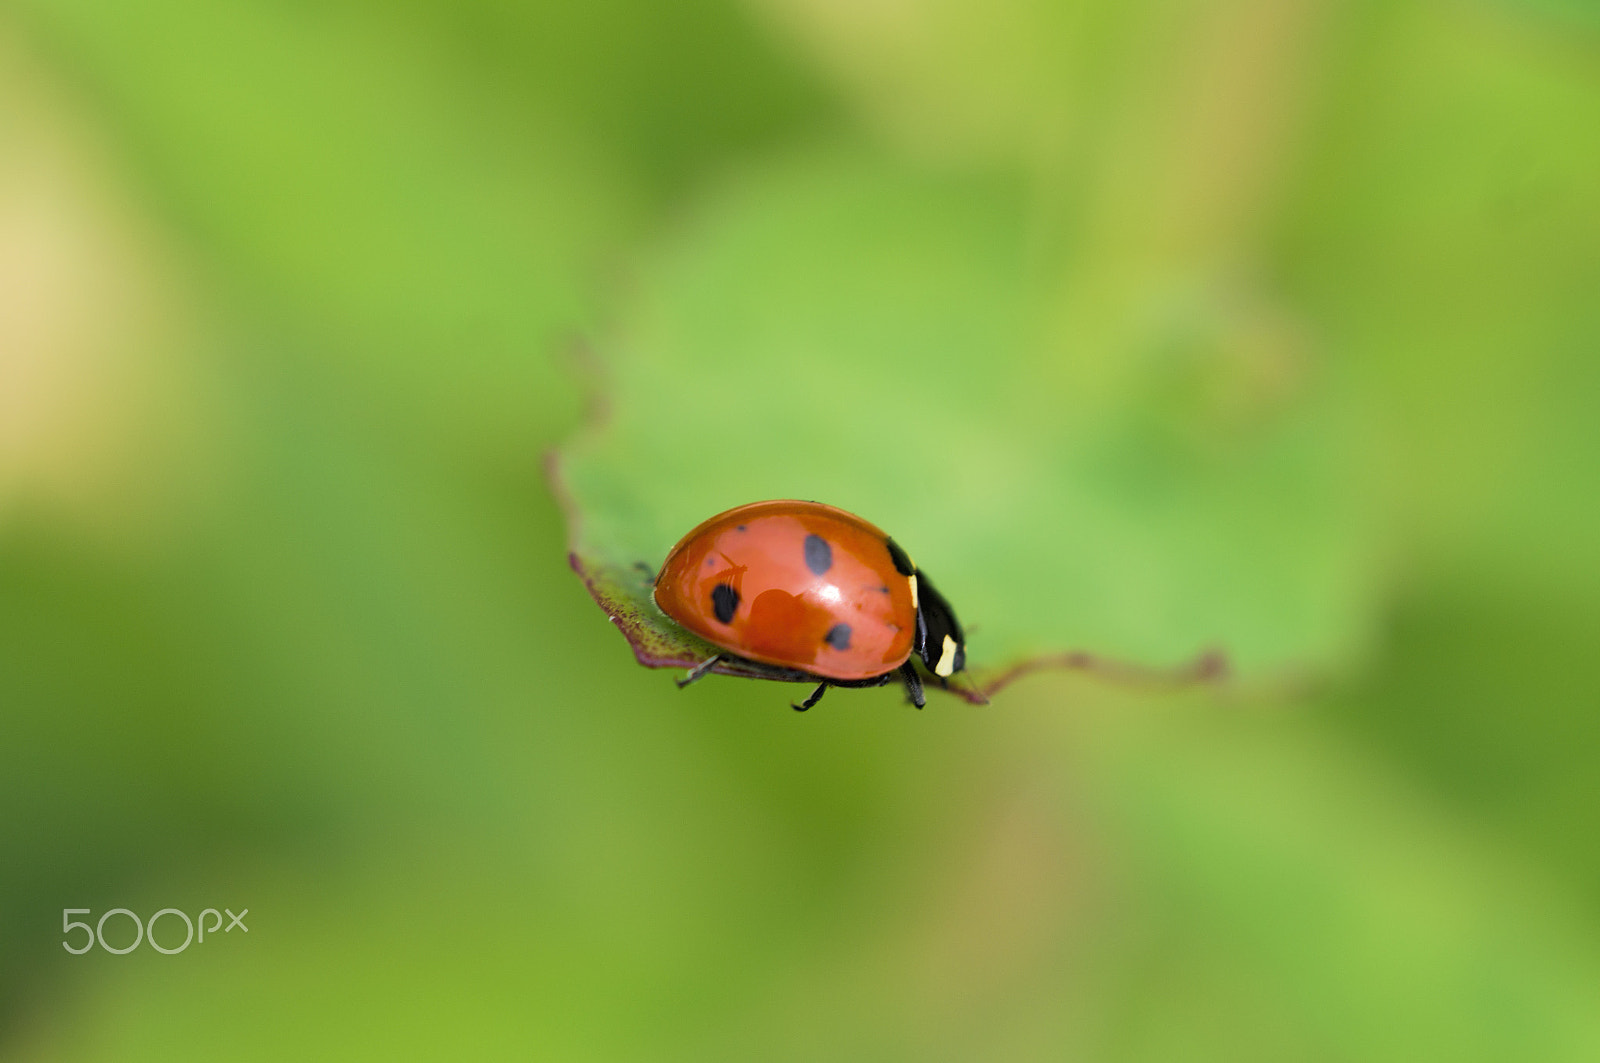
[553, 151, 1383, 694]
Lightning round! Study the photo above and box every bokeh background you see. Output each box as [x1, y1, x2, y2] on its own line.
[4, 0, 1600, 1059]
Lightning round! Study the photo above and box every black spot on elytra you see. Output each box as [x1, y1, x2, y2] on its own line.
[878, 585, 890, 594]
[804, 534, 832, 575]
[711, 583, 740, 624]
[824, 623, 852, 650]
[885, 538, 915, 576]
[736, 524, 746, 531]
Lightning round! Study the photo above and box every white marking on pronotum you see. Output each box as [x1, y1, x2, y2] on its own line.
[935, 634, 958, 677]
[909, 573, 919, 610]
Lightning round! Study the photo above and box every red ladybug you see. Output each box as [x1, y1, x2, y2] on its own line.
[653, 500, 968, 710]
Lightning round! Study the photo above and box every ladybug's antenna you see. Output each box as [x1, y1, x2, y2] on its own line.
[960, 671, 991, 705]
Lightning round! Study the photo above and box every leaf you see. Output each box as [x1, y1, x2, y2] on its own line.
[552, 151, 1382, 697]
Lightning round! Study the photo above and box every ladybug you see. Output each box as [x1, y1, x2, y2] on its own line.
[652, 500, 969, 711]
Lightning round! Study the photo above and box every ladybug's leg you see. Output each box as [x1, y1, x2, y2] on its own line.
[792, 682, 829, 712]
[898, 660, 925, 709]
[633, 561, 657, 585]
[676, 655, 721, 689]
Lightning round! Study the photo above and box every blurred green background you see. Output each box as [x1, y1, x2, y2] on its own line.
[3, 0, 1599, 1059]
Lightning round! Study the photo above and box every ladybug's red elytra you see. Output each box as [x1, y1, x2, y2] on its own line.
[653, 500, 968, 710]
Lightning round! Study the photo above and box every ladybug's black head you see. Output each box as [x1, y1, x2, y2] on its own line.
[912, 571, 967, 681]
[886, 535, 967, 682]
